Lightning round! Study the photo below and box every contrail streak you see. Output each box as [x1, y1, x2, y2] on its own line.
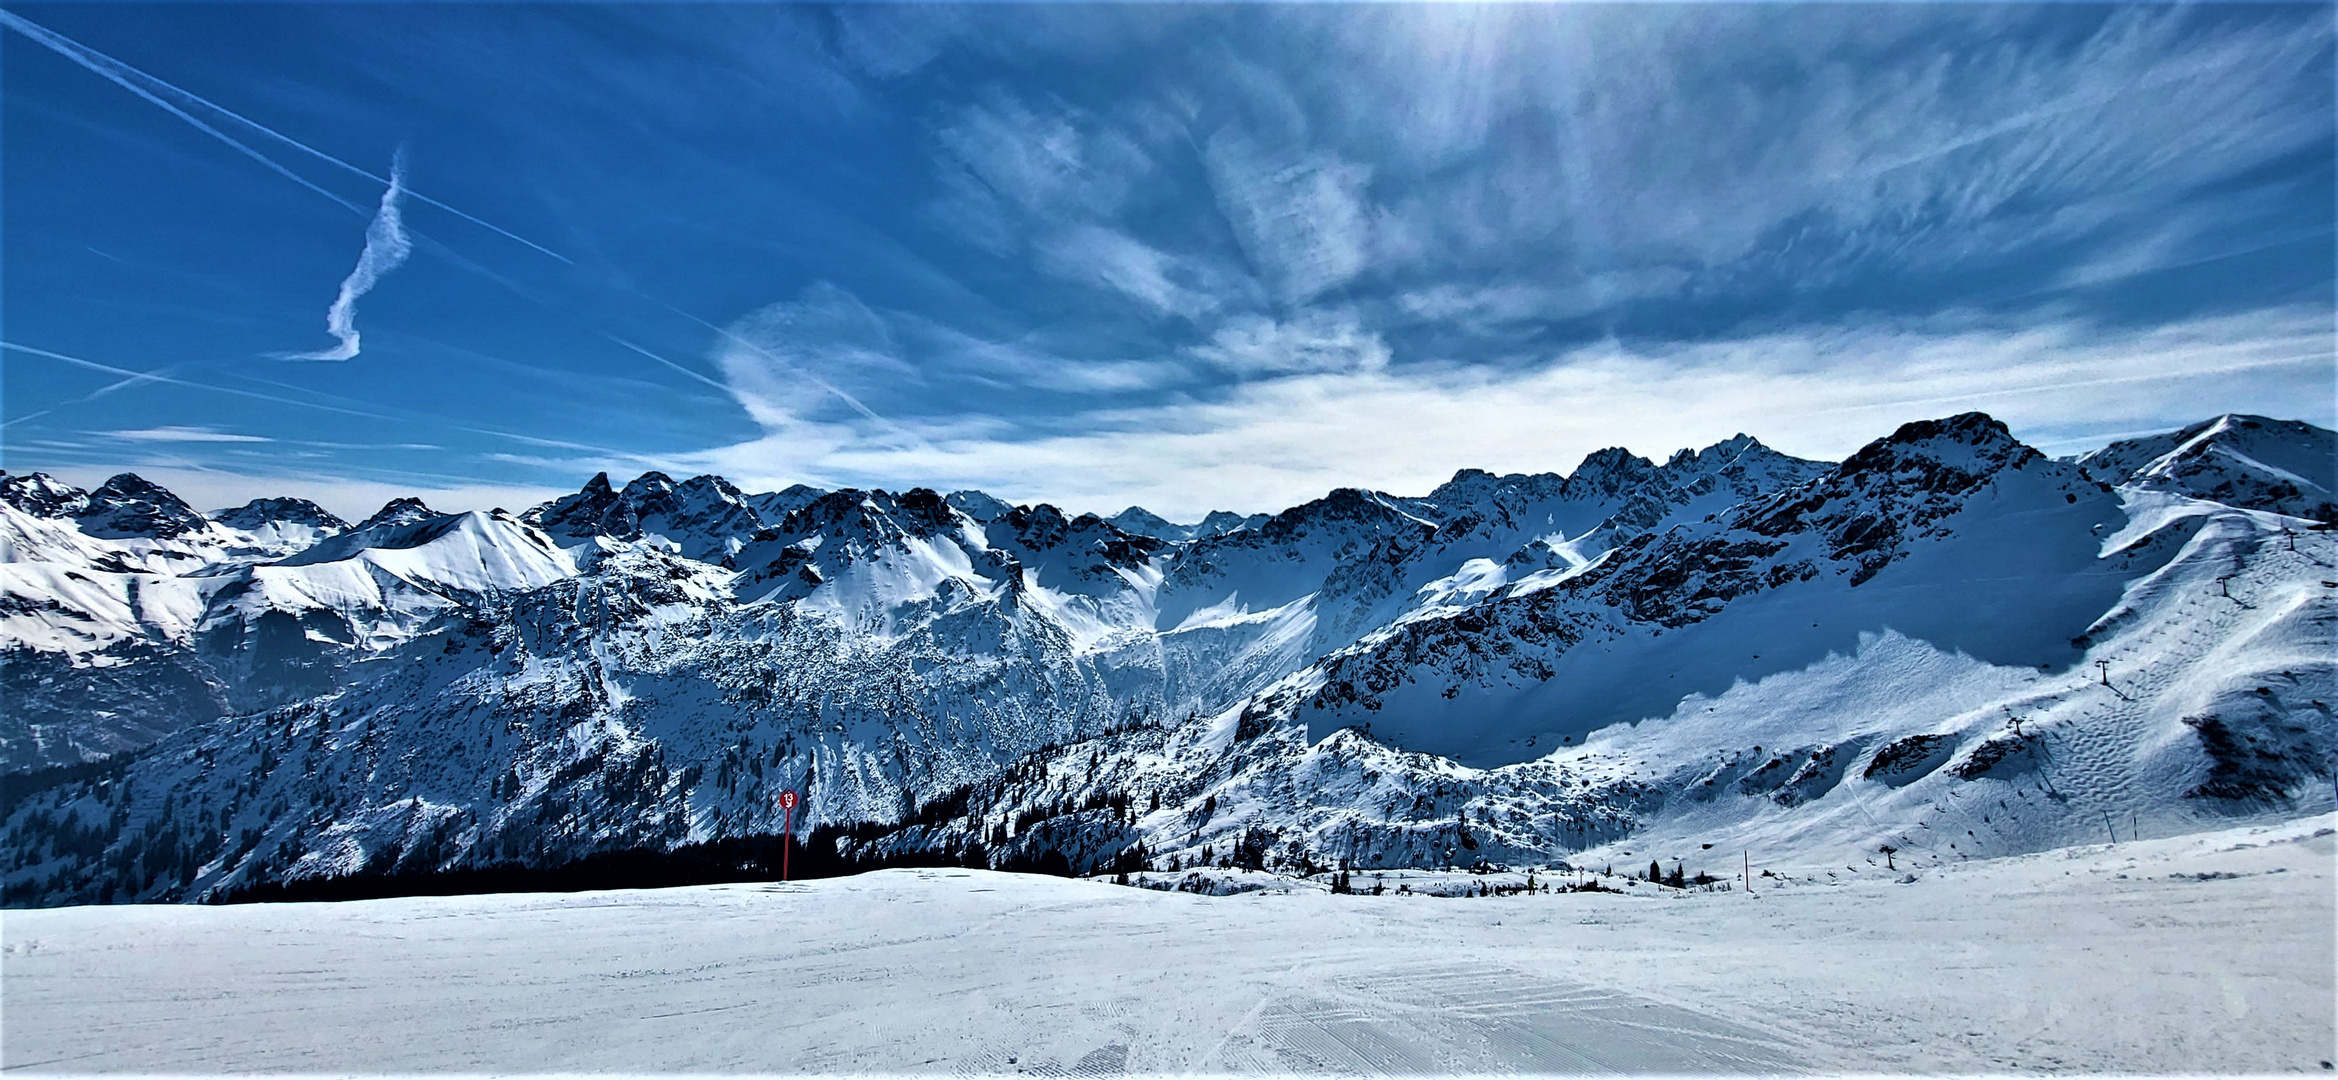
[0, 9, 570, 264]
[0, 9, 360, 214]
[282, 153, 413, 361]
[3, 341, 637, 461]
[603, 335, 733, 393]
[0, 8, 919, 443]
[75, 363, 183, 403]
[2, 341, 404, 423]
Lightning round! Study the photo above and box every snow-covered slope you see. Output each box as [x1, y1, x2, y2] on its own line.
[211, 497, 348, 559]
[1284, 413, 2133, 765]
[0, 485, 580, 772]
[9, 819, 2329, 1074]
[527, 471, 768, 564]
[2079, 413, 2336, 522]
[0, 471, 90, 518]
[1, 413, 2330, 907]
[69, 473, 213, 541]
[272, 508, 576, 594]
[839, 430, 2329, 882]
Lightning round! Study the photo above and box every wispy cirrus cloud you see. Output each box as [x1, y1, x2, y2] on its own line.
[926, 91, 1243, 321]
[1188, 310, 1388, 377]
[931, 91, 1148, 249]
[8, 4, 2328, 522]
[686, 304, 2335, 519]
[1202, 130, 1377, 308]
[1036, 226, 1227, 321]
[1342, 4, 2332, 289]
[712, 283, 909, 430]
[98, 425, 271, 443]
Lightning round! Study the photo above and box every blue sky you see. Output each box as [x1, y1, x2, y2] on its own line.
[4, 3, 2332, 521]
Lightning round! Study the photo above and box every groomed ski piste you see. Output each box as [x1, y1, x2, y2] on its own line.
[4, 814, 2331, 1075]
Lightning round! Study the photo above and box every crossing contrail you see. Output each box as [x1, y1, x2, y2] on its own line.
[0, 6, 917, 436]
[0, 9, 361, 215]
[3, 340, 644, 462]
[0, 8, 570, 264]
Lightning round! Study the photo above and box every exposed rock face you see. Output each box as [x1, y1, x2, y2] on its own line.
[2079, 414, 2336, 522]
[214, 498, 349, 532]
[527, 472, 769, 563]
[355, 497, 441, 531]
[0, 472, 91, 519]
[74, 474, 211, 539]
[1, 413, 2330, 908]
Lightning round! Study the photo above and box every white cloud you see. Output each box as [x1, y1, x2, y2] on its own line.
[908, 322, 1194, 395]
[714, 283, 910, 430]
[689, 305, 2334, 519]
[926, 89, 1165, 273]
[280, 151, 412, 362]
[1203, 130, 1376, 306]
[1252, 5, 2333, 292]
[1037, 225, 1226, 320]
[1187, 310, 1390, 376]
[99, 426, 271, 443]
[936, 93, 1145, 223]
[1395, 270, 1693, 331]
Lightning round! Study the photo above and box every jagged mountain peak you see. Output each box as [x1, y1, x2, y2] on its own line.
[1570, 445, 1659, 478]
[1422, 468, 1564, 508]
[356, 497, 441, 532]
[777, 486, 960, 540]
[523, 470, 764, 563]
[747, 484, 828, 523]
[997, 503, 1160, 557]
[1105, 505, 1188, 541]
[1289, 412, 2139, 766]
[678, 473, 745, 498]
[279, 508, 477, 563]
[889, 488, 959, 533]
[1261, 486, 1429, 537]
[1665, 432, 1755, 466]
[273, 506, 575, 590]
[0, 471, 90, 519]
[1860, 411, 2031, 460]
[612, 470, 745, 509]
[622, 470, 678, 494]
[214, 497, 349, 532]
[1712, 411, 2098, 592]
[75, 473, 210, 539]
[1821, 412, 2042, 496]
[2078, 413, 2334, 521]
[947, 490, 1017, 522]
[1194, 509, 1267, 537]
[1662, 432, 1784, 473]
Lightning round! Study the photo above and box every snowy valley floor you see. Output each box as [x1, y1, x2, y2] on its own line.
[4, 816, 2333, 1076]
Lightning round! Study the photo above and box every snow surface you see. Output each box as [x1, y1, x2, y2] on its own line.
[4, 816, 2330, 1075]
[4, 416, 2331, 907]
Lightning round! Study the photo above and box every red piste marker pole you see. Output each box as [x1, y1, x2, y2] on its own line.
[778, 790, 799, 881]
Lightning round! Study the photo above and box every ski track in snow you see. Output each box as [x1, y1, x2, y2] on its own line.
[4, 816, 2331, 1075]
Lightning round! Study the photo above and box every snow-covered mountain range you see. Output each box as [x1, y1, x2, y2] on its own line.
[2, 412, 2331, 905]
